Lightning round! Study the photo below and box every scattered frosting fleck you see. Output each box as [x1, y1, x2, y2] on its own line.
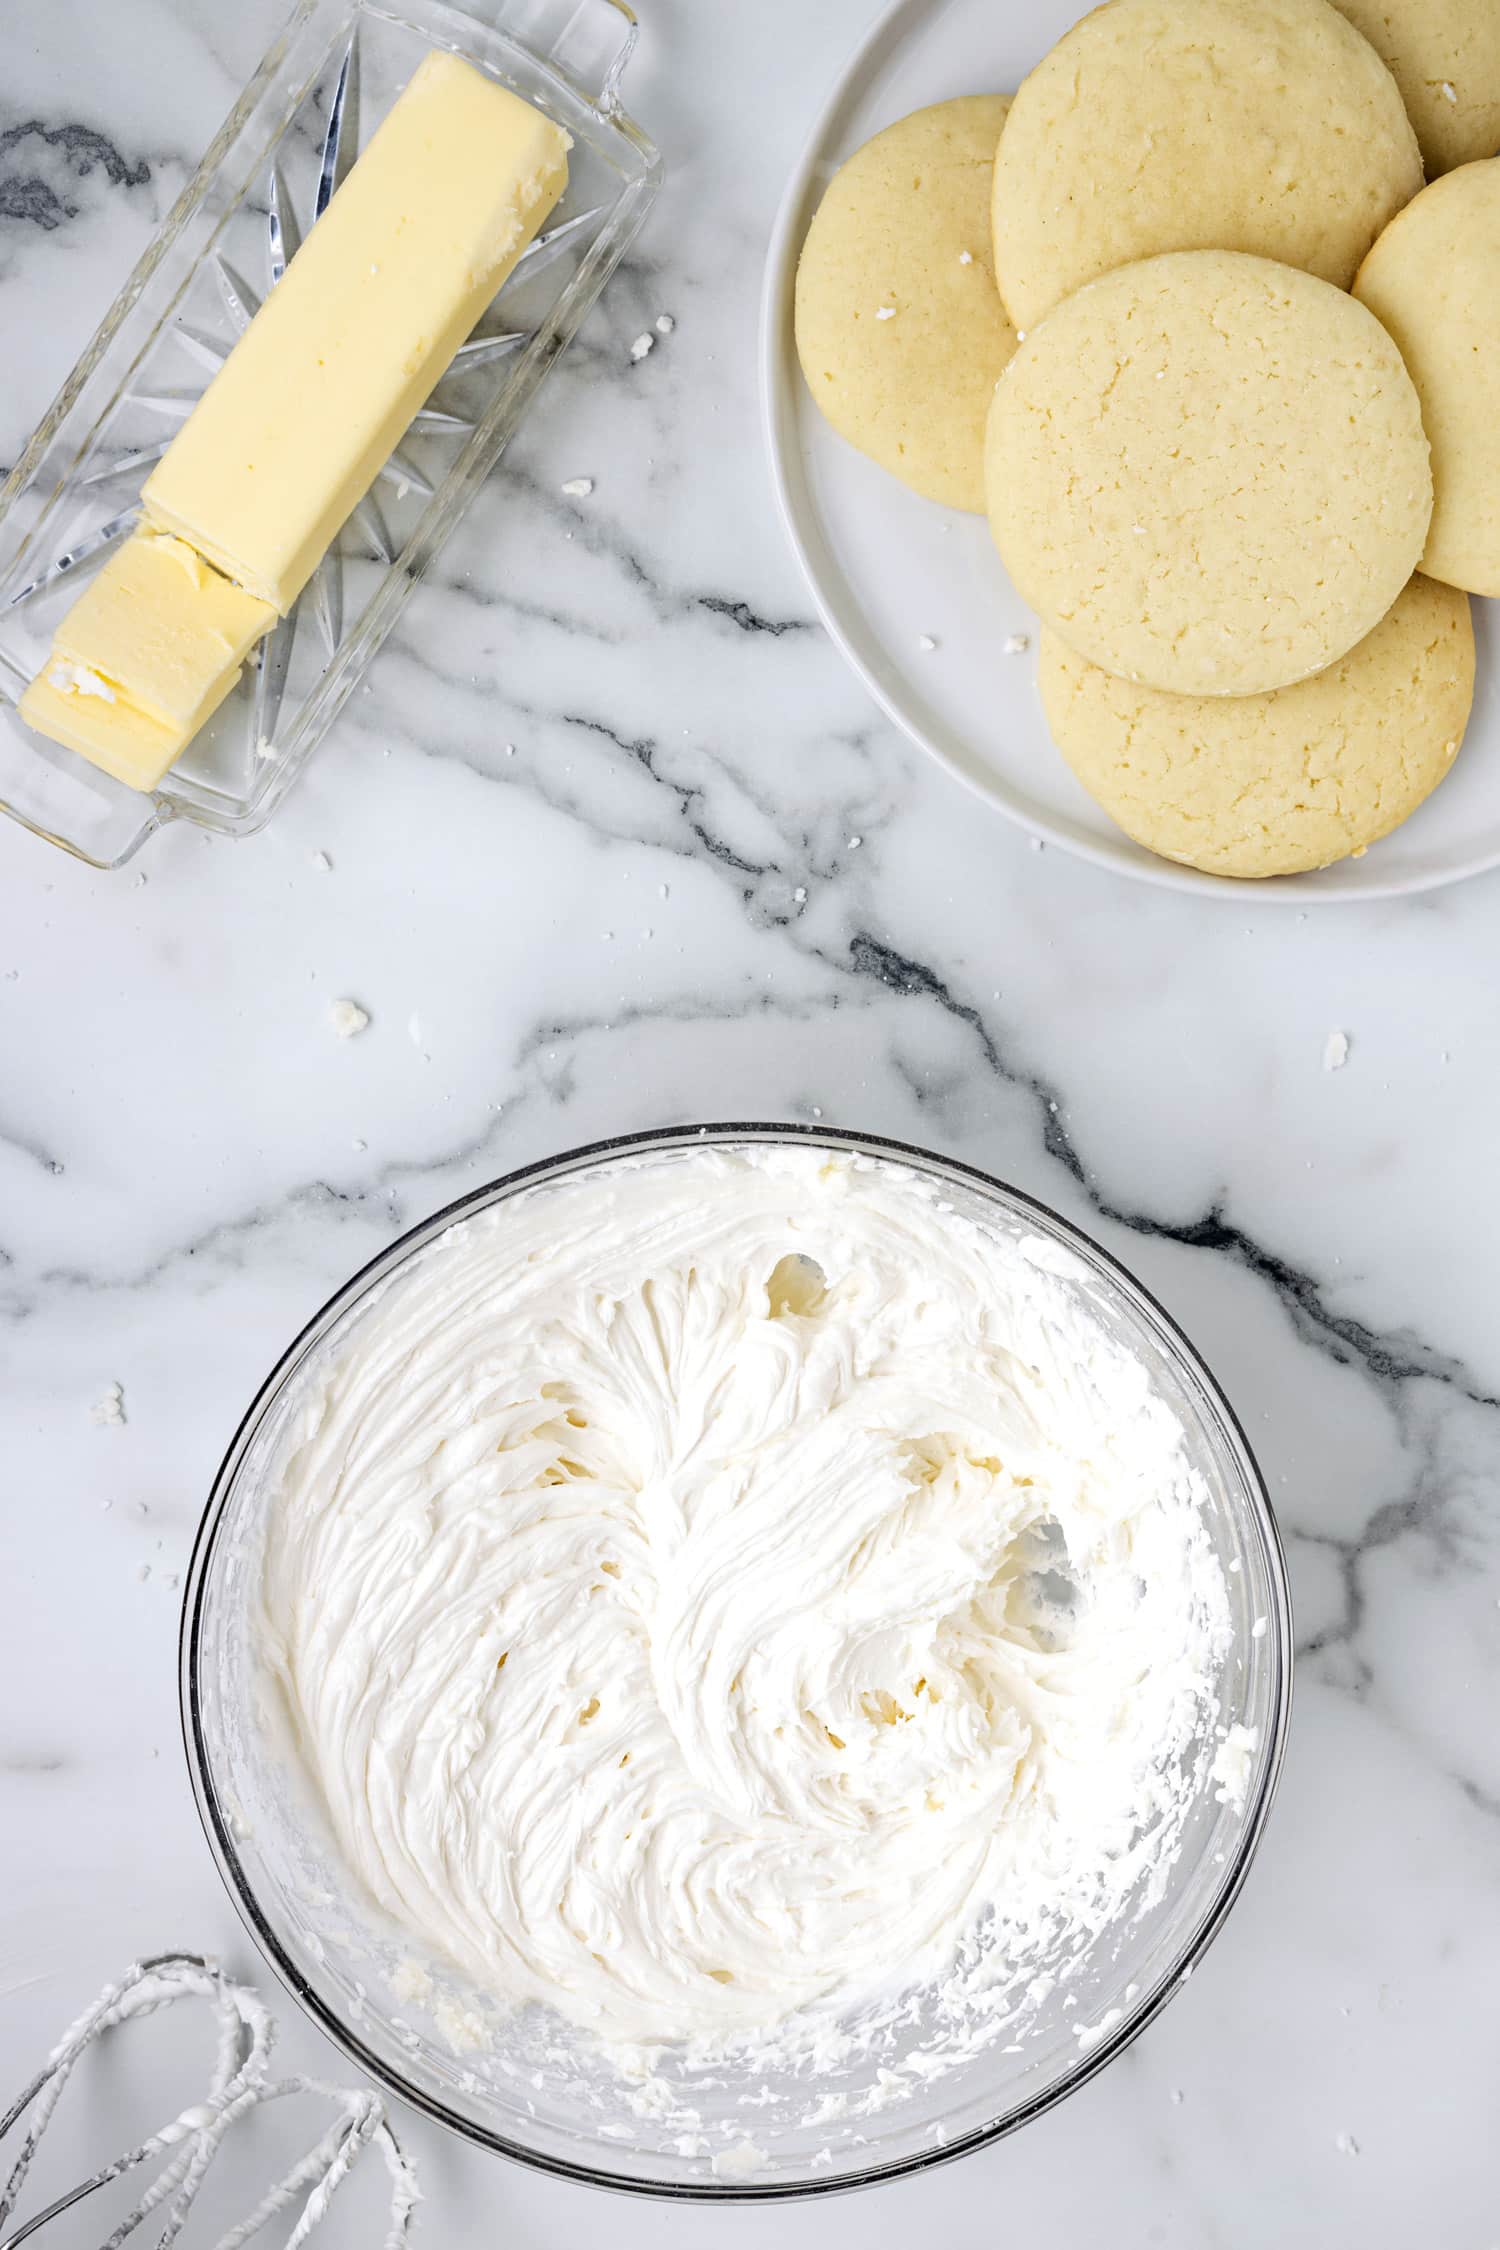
[392, 1958, 433, 2006]
[1323, 1029, 1350, 1072]
[329, 999, 369, 1039]
[712, 2141, 768, 2180]
[1211, 1724, 1260, 1808]
[90, 1380, 126, 1426]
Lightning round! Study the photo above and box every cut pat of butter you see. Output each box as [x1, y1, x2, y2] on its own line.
[142, 51, 571, 611]
[18, 527, 274, 790]
[52, 529, 274, 731]
[19, 672, 181, 791]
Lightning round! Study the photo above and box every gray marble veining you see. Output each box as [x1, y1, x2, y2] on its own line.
[2, 0, 1499, 2242]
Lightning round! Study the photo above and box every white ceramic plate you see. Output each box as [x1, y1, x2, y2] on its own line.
[760, 0, 1500, 903]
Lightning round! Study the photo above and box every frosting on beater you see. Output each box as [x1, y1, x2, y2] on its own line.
[259, 1144, 1228, 2048]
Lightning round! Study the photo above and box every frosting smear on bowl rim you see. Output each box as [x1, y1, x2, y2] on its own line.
[257, 1143, 1231, 2059]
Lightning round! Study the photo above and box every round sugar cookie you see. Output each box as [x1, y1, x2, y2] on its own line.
[795, 96, 1015, 512]
[1332, 1, 1500, 177]
[991, 0, 1422, 330]
[1355, 161, 1500, 596]
[985, 251, 1433, 697]
[1039, 580, 1474, 879]
[1038, 578, 1474, 879]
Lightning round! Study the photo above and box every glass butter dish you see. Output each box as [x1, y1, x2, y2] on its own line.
[0, 0, 660, 867]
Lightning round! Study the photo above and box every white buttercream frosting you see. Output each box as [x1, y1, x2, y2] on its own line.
[258, 1144, 1229, 2051]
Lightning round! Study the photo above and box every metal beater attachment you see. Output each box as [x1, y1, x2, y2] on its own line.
[0, 1952, 418, 2250]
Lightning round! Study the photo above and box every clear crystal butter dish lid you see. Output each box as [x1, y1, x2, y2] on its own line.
[0, 0, 660, 868]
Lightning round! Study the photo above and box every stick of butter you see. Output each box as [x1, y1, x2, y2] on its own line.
[142, 51, 571, 612]
[18, 528, 276, 790]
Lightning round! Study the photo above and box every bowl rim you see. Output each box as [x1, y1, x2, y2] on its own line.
[178, 1118, 1295, 2202]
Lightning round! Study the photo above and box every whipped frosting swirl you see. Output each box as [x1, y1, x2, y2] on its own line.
[259, 1145, 1228, 2047]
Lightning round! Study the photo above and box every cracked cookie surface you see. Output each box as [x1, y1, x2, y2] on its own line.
[795, 96, 1015, 512]
[991, 0, 1422, 330]
[985, 250, 1432, 698]
[1038, 575, 1473, 877]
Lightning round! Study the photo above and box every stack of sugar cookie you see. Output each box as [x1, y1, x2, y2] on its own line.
[794, 0, 1500, 880]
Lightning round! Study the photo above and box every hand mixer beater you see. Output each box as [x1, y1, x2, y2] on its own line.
[0, 1953, 417, 2249]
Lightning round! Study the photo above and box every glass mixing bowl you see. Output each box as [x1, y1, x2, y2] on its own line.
[180, 1124, 1291, 2201]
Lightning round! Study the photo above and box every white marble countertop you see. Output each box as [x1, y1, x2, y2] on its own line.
[3, 1, 1499, 2242]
